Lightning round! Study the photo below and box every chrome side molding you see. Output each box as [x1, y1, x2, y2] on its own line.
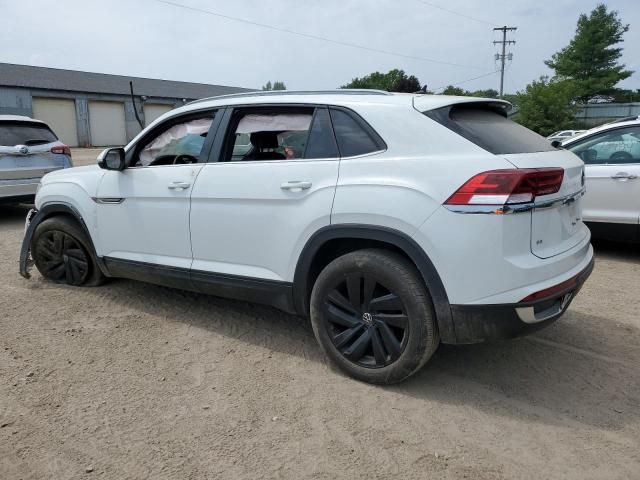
[92, 197, 125, 204]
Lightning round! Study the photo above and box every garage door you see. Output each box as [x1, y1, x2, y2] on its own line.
[88, 101, 127, 147]
[144, 104, 173, 126]
[32, 98, 79, 147]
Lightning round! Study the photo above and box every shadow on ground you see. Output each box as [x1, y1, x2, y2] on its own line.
[5, 202, 639, 432]
[83, 273, 640, 432]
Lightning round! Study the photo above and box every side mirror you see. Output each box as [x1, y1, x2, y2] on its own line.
[550, 140, 562, 148]
[97, 148, 126, 171]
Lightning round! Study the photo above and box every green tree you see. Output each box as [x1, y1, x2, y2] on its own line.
[342, 69, 421, 93]
[440, 86, 500, 98]
[610, 89, 640, 103]
[545, 4, 632, 101]
[515, 77, 579, 136]
[262, 81, 286, 91]
[441, 85, 469, 96]
[471, 88, 499, 99]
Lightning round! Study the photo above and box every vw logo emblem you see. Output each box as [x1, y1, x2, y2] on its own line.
[19, 145, 29, 155]
[362, 312, 373, 325]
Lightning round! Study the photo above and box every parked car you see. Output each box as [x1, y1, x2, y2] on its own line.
[562, 117, 640, 242]
[0, 115, 72, 203]
[547, 130, 586, 143]
[19, 91, 593, 384]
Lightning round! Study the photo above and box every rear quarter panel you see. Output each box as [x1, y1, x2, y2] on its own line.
[331, 104, 515, 235]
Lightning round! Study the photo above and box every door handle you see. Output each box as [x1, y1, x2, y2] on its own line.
[281, 181, 312, 192]
[168, 181, 191, 190]
[611, 172, 637, 181]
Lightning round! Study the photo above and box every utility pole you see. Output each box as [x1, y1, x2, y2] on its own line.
[493, 26, 516, 99]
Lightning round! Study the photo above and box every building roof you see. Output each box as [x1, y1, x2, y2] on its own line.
[0, 63, 253, 100]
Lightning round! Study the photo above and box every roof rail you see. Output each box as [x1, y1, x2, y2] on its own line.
[186, 89, 392, 105]
[606, 115, 639, 125]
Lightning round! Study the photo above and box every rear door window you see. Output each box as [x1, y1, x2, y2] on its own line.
[425, 104, 556, 155]
[223, 107, 315, 162]
[304, 108, 339, 159]
[0, 122, 58, 146]
[329, 108, 385, 157]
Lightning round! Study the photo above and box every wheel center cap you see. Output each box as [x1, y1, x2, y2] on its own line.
[62, 254, 69, 263]
[362, 312, 373, 326]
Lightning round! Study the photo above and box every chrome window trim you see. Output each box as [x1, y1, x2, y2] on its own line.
[444, 188, 586, 215]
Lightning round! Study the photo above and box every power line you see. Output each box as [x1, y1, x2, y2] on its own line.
[153, 0, 485, 70]
[431, 70, 500, 92]
[414, 0, 499, 27]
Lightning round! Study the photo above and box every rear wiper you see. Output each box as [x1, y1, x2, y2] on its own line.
[23, 139, 51, 146]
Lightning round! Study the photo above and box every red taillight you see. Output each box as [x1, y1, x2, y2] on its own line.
[445, 168, 564, 206]
[520, 274, 579, 302]
[51, 144, 71, 156]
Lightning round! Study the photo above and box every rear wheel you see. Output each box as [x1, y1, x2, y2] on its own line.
[32, 216, 105, 286]
[310, 249, 439, 384]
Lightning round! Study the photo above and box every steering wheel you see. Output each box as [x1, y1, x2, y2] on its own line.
[173, 154, 199, 165]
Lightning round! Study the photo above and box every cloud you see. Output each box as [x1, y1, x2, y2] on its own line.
[1, 0, 638, 93]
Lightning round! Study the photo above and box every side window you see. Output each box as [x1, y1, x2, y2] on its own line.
[134, 114, 215, 167]
[304, 108, 339, 159]
[329, 108, 384, 157]
[568, 126, 640, 165]
[224, 108, 314, 162]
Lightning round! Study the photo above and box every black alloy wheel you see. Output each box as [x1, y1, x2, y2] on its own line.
[34, 230, 90, 285]
[322, 274, 409, 368]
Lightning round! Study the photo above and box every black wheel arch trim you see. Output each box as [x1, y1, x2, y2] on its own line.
[19, 202, 108, 279]
[292, 224, 455, 342]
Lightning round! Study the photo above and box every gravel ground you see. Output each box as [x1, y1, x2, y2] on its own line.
[1, 150, 639, 479]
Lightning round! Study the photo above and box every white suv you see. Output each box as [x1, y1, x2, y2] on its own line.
[561, 117, 640, 242]
[19, 90, 593, 384]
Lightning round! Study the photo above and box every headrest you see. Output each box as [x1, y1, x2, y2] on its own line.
[250, 131, 279, 149]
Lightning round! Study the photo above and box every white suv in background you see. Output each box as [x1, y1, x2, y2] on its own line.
[562, 117, 640, 242]
[19, 90, 593, 384]
[0, 115, 72, 203]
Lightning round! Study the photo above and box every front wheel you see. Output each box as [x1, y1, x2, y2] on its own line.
[31, 216, 105, 286]
[310, 249, 439, 384]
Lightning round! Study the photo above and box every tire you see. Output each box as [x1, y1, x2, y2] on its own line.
[31, 216, 105, 287]
[310, 249, 439, 384]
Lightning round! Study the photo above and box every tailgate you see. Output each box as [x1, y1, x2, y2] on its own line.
[504, 150, 588, 259]
[0, 149, 68, 181]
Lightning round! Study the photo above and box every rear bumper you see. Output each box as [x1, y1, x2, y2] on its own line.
[0, 178, 39, 200]
[446, 256, 594, 344]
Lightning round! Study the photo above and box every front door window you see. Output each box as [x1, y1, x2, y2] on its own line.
[136, 116, 214, 166]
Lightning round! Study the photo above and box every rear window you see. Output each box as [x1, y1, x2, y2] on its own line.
[424, 104, 555, 155]
[0, 122, 58, 146]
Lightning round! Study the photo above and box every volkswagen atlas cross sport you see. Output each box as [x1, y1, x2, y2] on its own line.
[19, 90, 594, 384]
[0, 115, 72, 203]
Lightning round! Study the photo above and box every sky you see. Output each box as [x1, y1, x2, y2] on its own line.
[1, 0, 639, 93]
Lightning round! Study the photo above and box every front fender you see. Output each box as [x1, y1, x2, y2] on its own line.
[18, 202, 107, 279]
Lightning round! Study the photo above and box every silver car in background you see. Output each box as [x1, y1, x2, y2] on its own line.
[547, 129, 586, 143]
[0, 115, 72, 203]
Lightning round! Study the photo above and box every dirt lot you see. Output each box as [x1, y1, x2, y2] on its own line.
[1, 150, 639, 479]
